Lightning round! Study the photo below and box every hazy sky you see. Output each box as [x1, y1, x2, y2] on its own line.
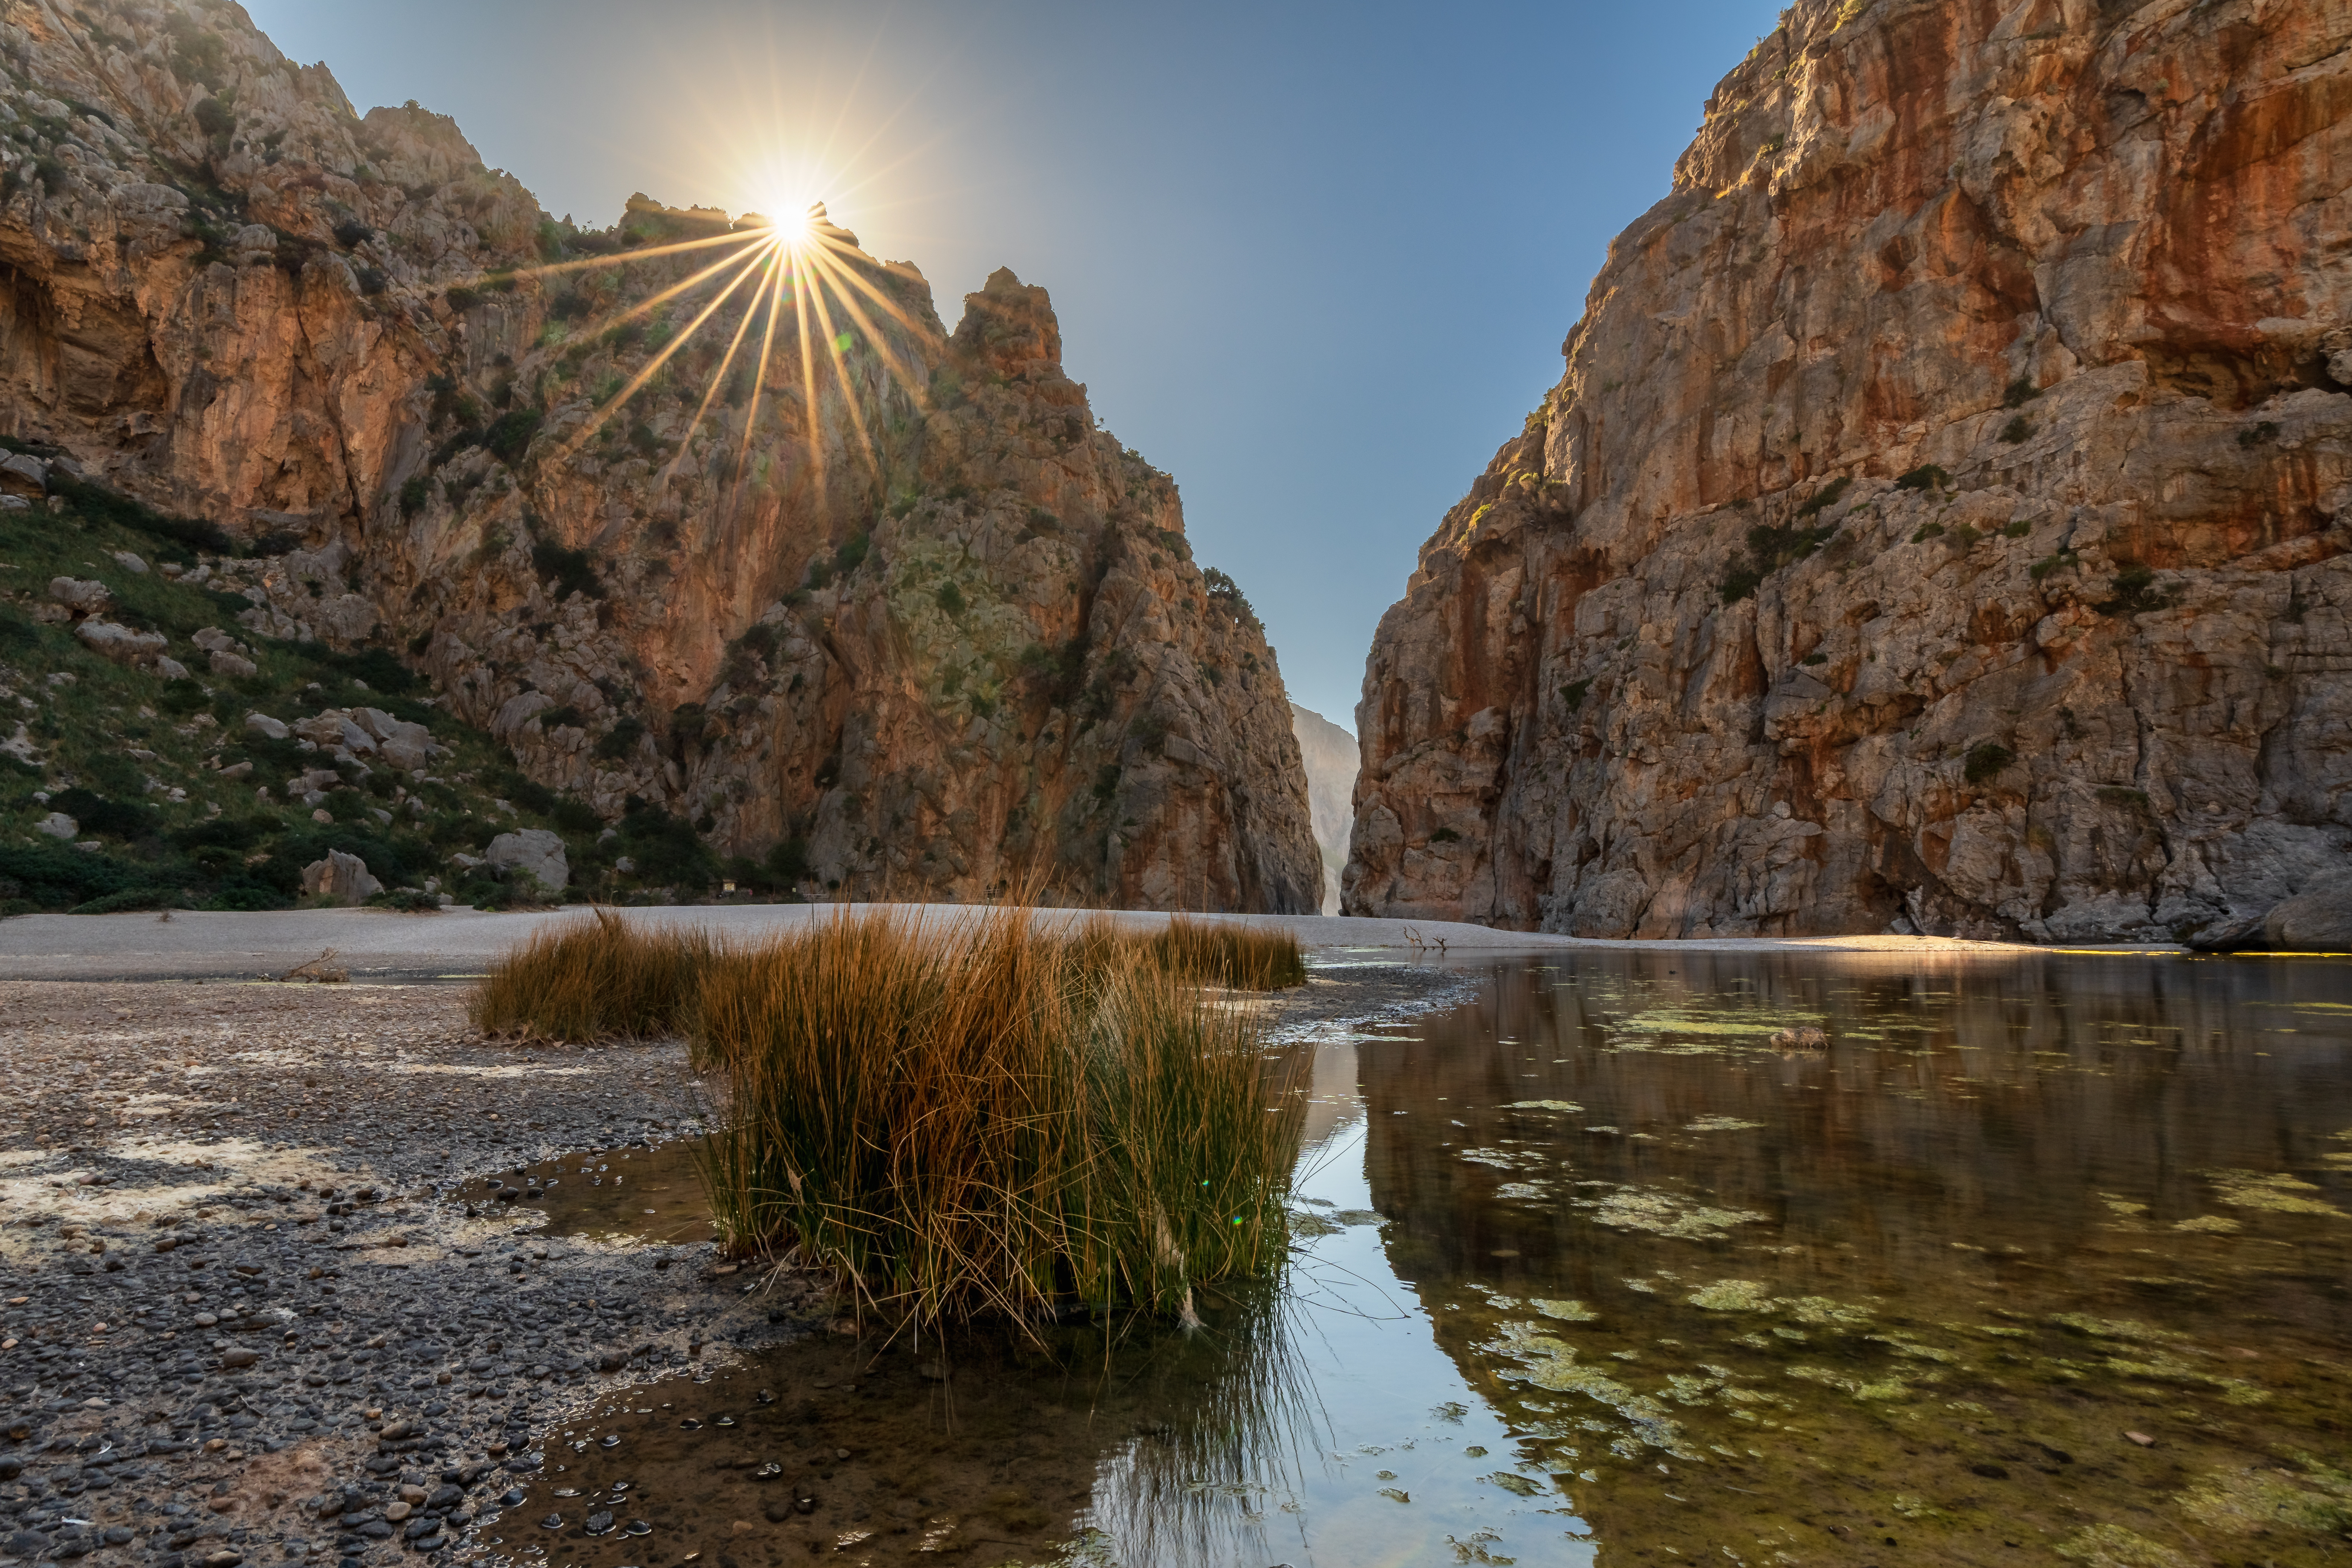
[245, 0, 1781, 729]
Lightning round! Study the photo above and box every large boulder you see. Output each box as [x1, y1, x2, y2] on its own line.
[352, 707, 433, 772]
[34, 812, 76, 840]
[244, 712, 290, 741]
[485, 828, 567, 896]
[2263, 876, 2352, 951]
[47, 577, 110, 614]
[74, 619, 168, 665]
[301, 849, 381, 905]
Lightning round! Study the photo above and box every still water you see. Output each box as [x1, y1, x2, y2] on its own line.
[482, 951, 2352, 1566]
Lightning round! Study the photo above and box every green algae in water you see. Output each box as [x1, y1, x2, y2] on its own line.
[2172, 1214, 2241, 1233]
[2203, 1167, 2348, 1217]
[1575, 1183, 1768, 1240]
[2178, 1461, 2352, 1535]
[2054, 1522, 2194, 1568]
[1686, 1279, 1772, 1312]
[1531, 1298, 1597, 1323]
[1502, 1099, 1582, 1112]
[1684, 1115, 1764, 1132]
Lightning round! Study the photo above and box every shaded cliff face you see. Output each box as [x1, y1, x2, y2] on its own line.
[1349, 0, 2352, 940]
[0, 0, 1318, 910]
[1288, 702, 1358, 914]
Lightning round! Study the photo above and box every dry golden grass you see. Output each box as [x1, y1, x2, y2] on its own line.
[1142, 915, 1309, 990]
[469, 908, 716, 1042]
[688, 906, 1308, 1329]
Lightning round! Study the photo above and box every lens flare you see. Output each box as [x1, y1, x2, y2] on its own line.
[487, 184, 938, 508]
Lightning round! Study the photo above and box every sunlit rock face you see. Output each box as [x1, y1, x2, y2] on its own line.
[0, 4, 1317, 909]
[1289, 702, 1358, 914]
[1348, 0, 2352, 940]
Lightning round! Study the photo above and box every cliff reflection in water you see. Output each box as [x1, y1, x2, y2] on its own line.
[1363, 952, 2352, 1565]
[488, 952, 2352, 1568]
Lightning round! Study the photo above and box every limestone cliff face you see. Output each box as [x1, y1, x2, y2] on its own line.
[1349, 0, 2352, 940]
[0, 0, 1318, 910]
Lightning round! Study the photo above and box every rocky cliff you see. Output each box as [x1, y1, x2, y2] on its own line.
[1289, 701, 1358, 914]
[0, 0, 1318, 910]
[1348, 0, 2352, 940]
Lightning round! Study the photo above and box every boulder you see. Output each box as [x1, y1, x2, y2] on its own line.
[110, 550, 149, 575]
[209, 650, 259, 679]
[300, 849, 381, 905]
[485, 828, 567, 895]
[34, 812, 77, 840]
[74, 619, 168, 665]
[154, 656, 190, 681]
[2262, 876, 2352, 951]
[47, 576, 110, 614]
[0, 451, 47, 496]
[244, 712, 290, 741]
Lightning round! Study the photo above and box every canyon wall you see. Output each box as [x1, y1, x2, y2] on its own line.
[0, 0, 1318, 910]
[1348, 0, 2352, 940]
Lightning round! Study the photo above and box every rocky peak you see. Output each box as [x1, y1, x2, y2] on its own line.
[953, 266, 1065, 381]
[0, 0, 1320, 912]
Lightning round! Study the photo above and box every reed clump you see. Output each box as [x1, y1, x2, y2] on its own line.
[690, 906, 1308, 1328]
[1142, 915, 1309, 990]
[470, 908, 717, 1041]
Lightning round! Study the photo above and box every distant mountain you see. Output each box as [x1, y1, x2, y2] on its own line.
[1289, 703, 1357, 915]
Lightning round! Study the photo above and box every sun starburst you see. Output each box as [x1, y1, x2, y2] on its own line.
[474, 190, 942, 505]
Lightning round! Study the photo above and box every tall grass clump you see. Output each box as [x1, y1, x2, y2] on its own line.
[470, 908, 716, 1041]
[689, 906, 1308, 1329]
[1142, 915, 1308, 990]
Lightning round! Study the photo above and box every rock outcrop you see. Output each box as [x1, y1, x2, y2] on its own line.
[1349, 0, 2352, 940]
[0, 0, 1317, 911]
[1289, 702, 1360, 914]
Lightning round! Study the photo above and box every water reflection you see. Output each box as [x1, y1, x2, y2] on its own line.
[481, 951, 2352, 1566]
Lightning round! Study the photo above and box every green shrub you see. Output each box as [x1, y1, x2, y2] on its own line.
[2002, 518, 2033, 538]
[617, 798, 718, 887]
[1559, 678, 1592, 711]
[2002, 377, 2040, 409]
[47, 473, 234, 556]
[485, 409, 542, 464]
[594, 716, 646, 760]
[1721, 519, 1836, 604]
[368, 888, 442, 913]
[1963, 742, 2015, 785]
[49, 787, 160, 841]
[1794, 475, 1850, 518]
[765, 837, 812, 886]
[935, 580, 966, 616]
[398, 476, 431, 517]
[1911, 522, 1945, 544]
[2096, 562, 2173, 617]
[1895, 464, 1949, 492]
[529, 540, 603, 601]
[2237, 421, 2280, 450]
[1998, 415, 2033, 444]
[0, 843, 149, 910]
[1429, 826, 1463, 843]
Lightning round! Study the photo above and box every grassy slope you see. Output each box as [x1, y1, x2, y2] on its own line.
[0, 487, 720, 914]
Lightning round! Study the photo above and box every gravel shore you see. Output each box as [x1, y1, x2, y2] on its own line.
[0, 957, 1467, 1568]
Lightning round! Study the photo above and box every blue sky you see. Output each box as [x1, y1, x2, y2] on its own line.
[247, 0, 1784, 728]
